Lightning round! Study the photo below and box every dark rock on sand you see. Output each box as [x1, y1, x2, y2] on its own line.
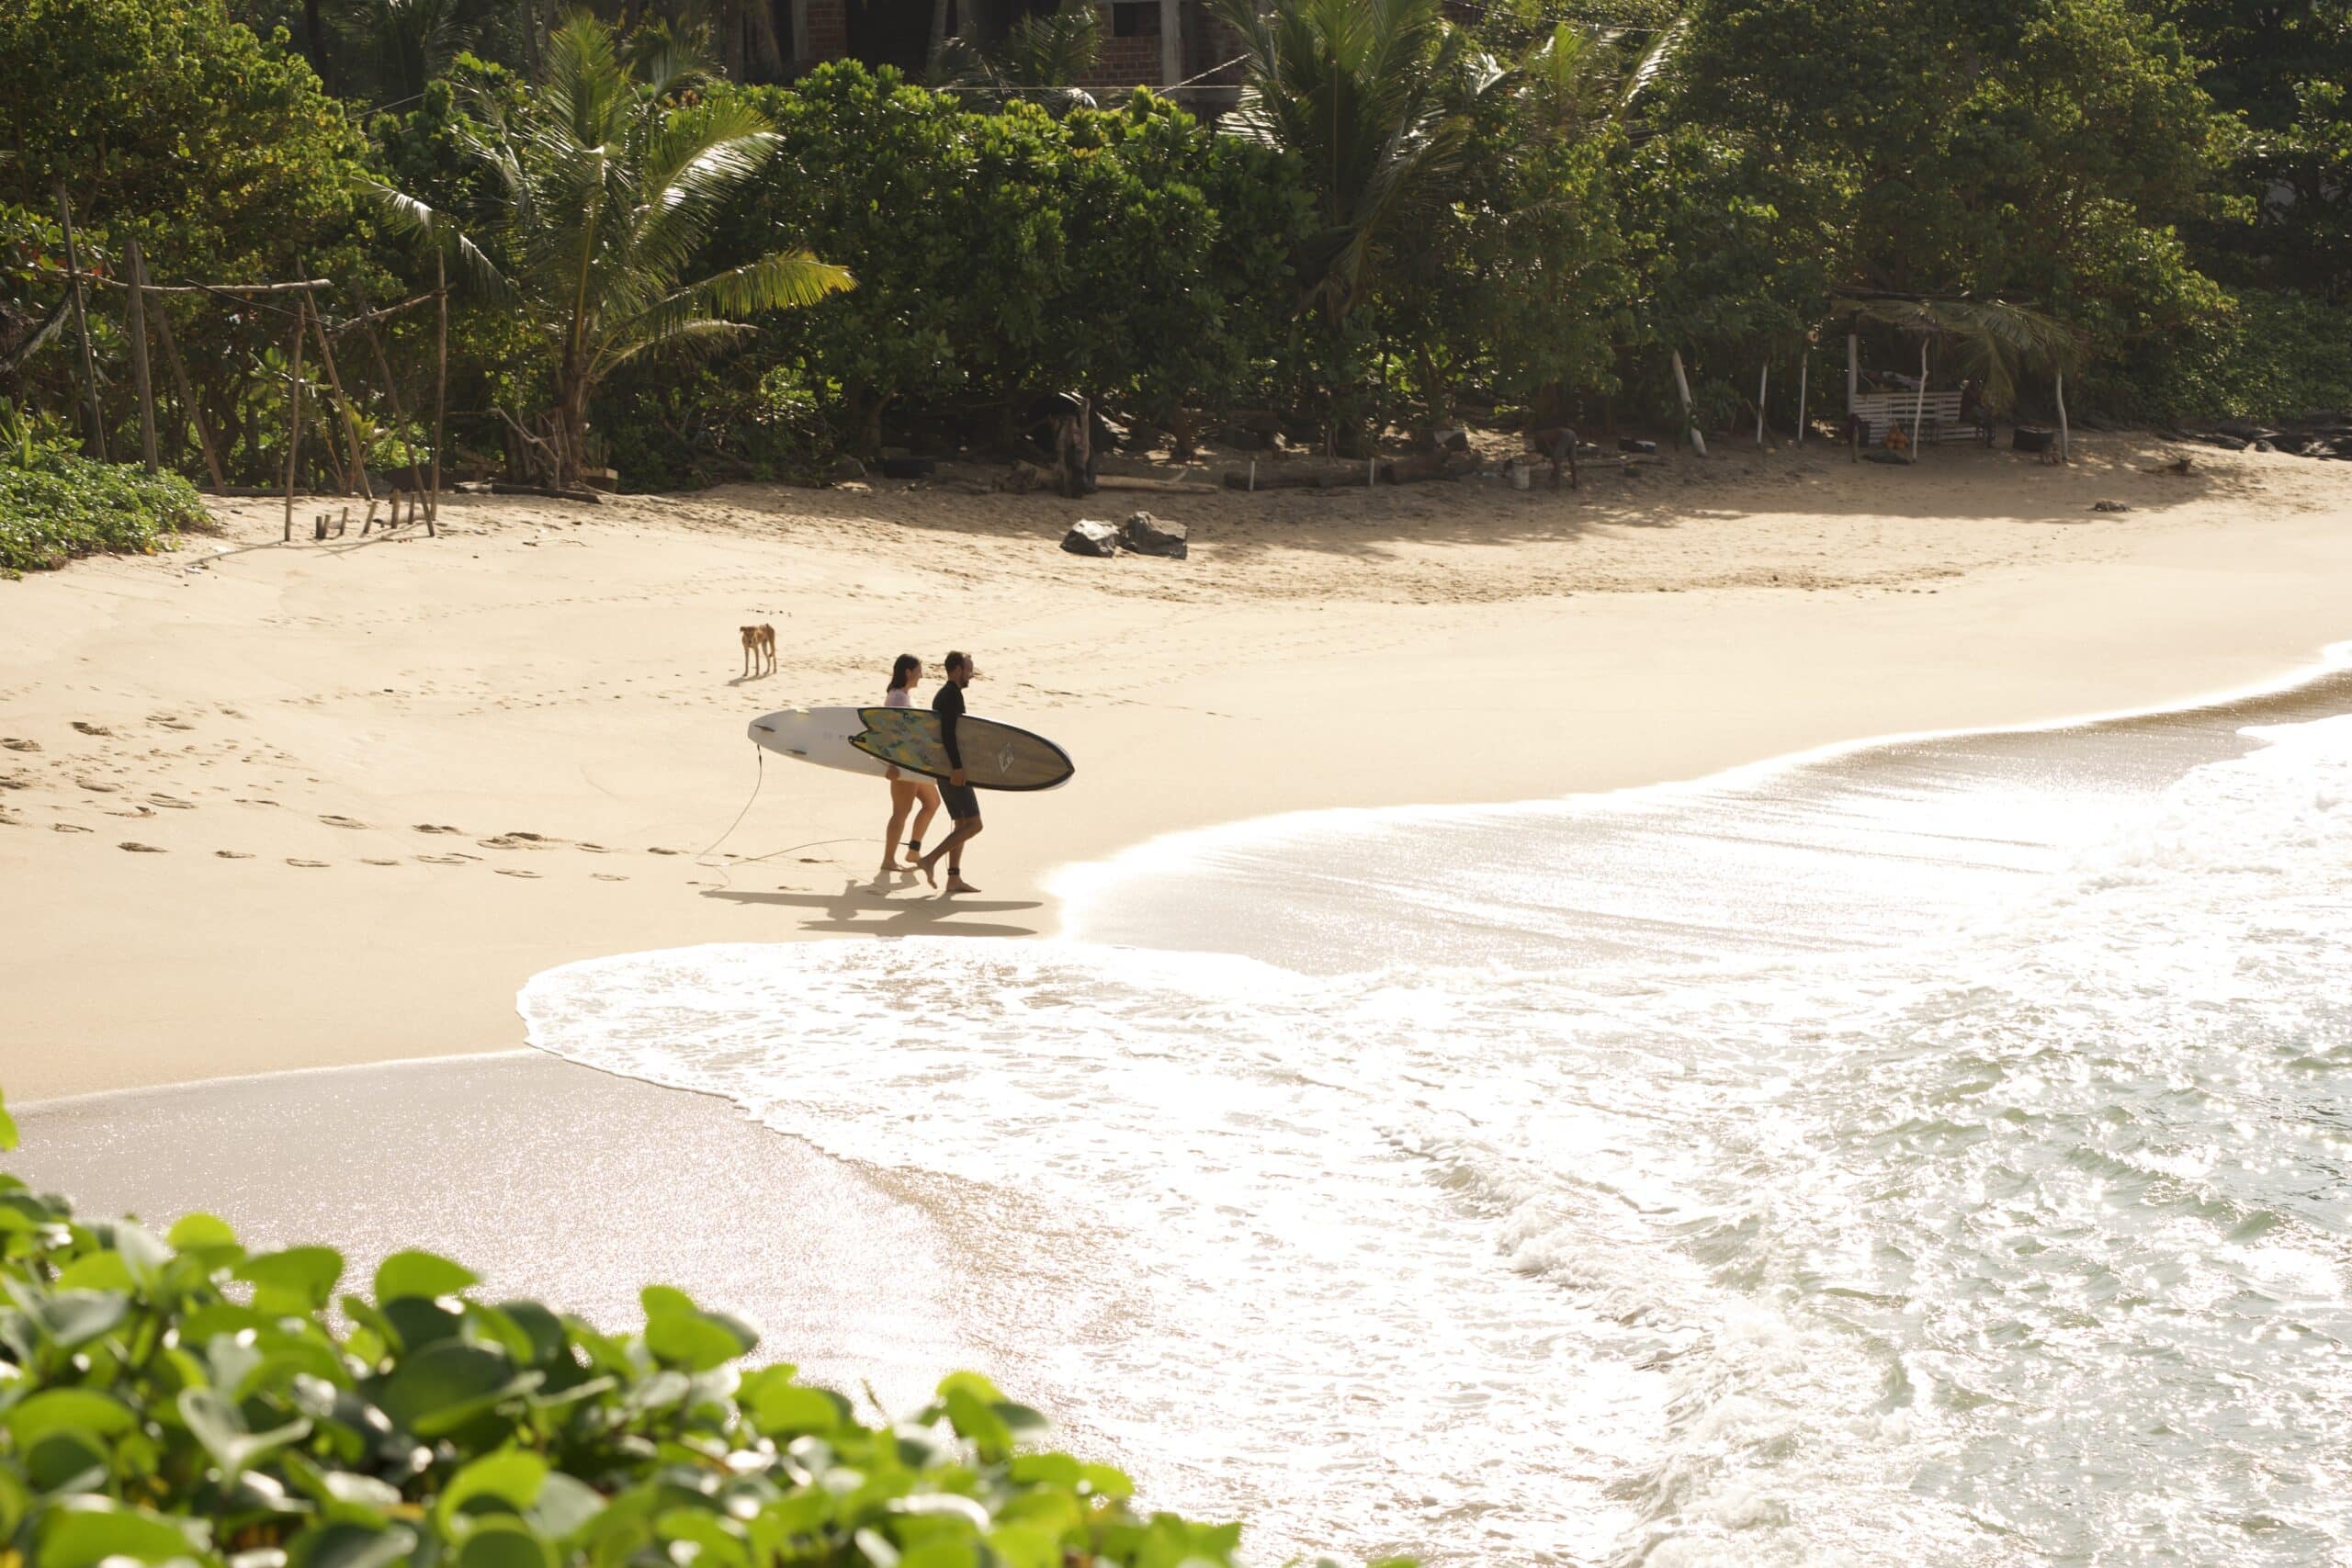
[1120, 512, 1188, 559]
[1061, 519, 1120, 558]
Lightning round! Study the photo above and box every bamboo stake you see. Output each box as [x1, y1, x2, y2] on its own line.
[429, 250, 447, 531]
[141, 259, 226, 490]
[1670, 349, 1706, 457]
[304, 294, 372, 509]
[282, 297, 310, 539]
[1911, 339, 1929, 464]
[2055, 370, 2070, 464]
[123, 239, 159, 472]
[352, 280, 428, 507]
[54, 185, 107, 461]
[1756, 363, 1768, 446]
[1795, 355, 1809, 446]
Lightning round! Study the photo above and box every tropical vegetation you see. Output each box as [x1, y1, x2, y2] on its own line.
[1, 0, 2347, 504]
[0, 1091, 1372, 1566]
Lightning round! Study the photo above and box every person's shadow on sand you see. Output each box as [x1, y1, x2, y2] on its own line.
[703, 882, 1042, 938]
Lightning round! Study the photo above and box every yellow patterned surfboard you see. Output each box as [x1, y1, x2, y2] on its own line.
[851, 706, 1075, 791]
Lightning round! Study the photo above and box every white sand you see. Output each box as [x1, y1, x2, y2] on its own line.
[5, 434, 2350, 1100]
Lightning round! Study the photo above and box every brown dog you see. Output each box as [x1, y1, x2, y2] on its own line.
[740, 623, 776, 677]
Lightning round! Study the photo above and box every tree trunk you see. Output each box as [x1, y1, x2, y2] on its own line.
[302, 0, 331, 89]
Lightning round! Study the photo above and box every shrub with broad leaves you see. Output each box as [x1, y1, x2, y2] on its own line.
[0, 1090, 1400, 1567]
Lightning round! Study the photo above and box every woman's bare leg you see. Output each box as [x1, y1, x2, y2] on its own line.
[882, 781, 917, 872]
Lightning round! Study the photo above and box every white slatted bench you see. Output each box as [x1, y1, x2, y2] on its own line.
[1849, 389, 1984, 446]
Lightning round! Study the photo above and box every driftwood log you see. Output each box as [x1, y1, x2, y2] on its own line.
[1378, 449, 1482, 484]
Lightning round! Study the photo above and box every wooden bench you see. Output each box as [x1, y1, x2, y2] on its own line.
[1849, 389, 1986, 446]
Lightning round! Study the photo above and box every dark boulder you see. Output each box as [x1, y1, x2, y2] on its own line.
[1120, 512, 1189, 559]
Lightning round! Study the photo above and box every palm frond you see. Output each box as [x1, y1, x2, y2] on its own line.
[1617, 15, 1686, 118]
[363, 181, 510, 299]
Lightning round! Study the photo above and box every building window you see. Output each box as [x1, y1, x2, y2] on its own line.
[1110, 0, 1159, 37]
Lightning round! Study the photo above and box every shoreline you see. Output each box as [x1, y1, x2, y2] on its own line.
[12, 626, 2348, 1116]
[6, 434, 2352, 1100]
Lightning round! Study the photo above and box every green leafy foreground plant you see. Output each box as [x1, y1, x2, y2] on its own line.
[0, 1092, 1399, 1567]
[0, 438, 209, 578]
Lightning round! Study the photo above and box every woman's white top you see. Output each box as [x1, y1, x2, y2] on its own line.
[885, 687, 911, 707]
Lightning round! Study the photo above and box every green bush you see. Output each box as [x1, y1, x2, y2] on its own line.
[0, 443, 209, 577]
[0, 1094, 1385, 1567]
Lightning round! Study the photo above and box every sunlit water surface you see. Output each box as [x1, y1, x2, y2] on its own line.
[522, 662, 2352, 1566]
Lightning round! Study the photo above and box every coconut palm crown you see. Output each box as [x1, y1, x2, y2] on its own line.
[377, 13, 851, 487]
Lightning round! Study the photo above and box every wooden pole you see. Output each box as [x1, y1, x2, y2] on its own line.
[1846, 332, 1859, 409]
[352, 281, 428, 507]
[141, 256, 226, 490]
[1910, 339, 1929, 464]
[1795, 355, 1809, 446]
[54, 185, 107, 461]
[282, 296, 310, 539]
[1756, 363, 1769, 446]
[430, 251, 447, 532]
[2055, 370, 2070, 464]
[1159, 0, 1182, 85]
[1670, 349, 1706, 457]
[305, 295, 373, 509]
[123, 239, 160, 473]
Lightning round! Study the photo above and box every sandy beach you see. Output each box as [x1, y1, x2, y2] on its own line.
[6, 434, 2352, 1102]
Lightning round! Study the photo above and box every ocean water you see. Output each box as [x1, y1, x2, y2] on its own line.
[520, 657, 2352, 1566]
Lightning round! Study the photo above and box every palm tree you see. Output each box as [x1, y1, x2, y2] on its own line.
[931, 1, 1103, 112]
[330, 0, 470, 105]
[376, 13, 851, 488]
[1211, 0, 1508, 322]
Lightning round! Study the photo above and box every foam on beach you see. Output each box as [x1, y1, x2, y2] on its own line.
[520, 668, 2352, 1564]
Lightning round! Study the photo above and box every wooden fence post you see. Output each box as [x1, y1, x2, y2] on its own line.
[282, 296, 309, 539]
[1795, 355, 1809, 446]
[123, 239, 160, 472]
[1756, 363, 1769, 446]
[2054, 370, 2070, 464]
[140, 250, 227, 490]
[54, 185, 107, 461]
[351, 280, 428, 509]
[429, 250, 447, 532]
[1670, 349, 1707, 457]
[1910, 339, 1929, 464]
[305, 295, 373, 512]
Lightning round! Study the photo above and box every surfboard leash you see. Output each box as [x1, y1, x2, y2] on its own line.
[692, 744, 866, 889]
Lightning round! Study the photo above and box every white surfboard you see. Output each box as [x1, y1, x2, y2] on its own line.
[746, 707, 895, 779]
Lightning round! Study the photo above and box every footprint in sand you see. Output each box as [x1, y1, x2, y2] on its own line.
[412, 823, 464, 835]
[147, 794, 196, 809]
[319, 814, 368, 829]
[215, 850, 254, 859]
[286, 858, 330, 868]
[150, 714, 195, 731]
[494, 867, 540, 878]
[74, 778, 122, 794]
[577, 842, 613, 852]
[0, 773, 28, 792]
[119, 841, 166, 853]
[52, 822, 92, 834]
[2, 739, 40, 752]
[647, 847, 681, 856]
[361, 857, 402, 866]
[107, 806, 157, 819]
[414, 854, 469, 865]
[72, 722, 113, 737]
[592, 873, 628, 882]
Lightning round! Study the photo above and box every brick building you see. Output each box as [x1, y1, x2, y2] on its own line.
[786, 0, 1240, 100]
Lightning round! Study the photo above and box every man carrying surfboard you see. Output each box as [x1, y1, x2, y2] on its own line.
[918, 652, 983, 894]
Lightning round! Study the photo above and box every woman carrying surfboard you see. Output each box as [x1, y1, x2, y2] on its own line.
[879, 654, 940, 876]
